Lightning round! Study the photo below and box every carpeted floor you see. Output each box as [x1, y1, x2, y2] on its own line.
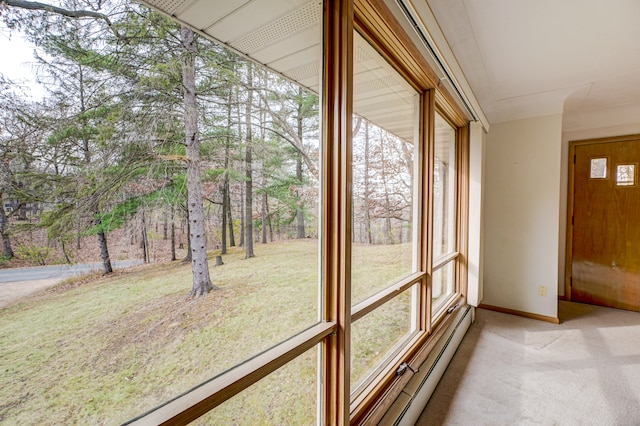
[416, 301, 640, 425]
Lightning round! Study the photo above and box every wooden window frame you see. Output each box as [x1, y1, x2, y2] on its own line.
[349, 2, 470, 423]
[430, 109, 468, 324]
[124, 1, 470, 425]
[322, 0, 354, 424]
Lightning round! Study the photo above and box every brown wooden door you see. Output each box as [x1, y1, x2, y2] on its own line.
[570, 137, 640, 312]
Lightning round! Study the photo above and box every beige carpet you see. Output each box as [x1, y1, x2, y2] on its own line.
[417, 301, 640, 425]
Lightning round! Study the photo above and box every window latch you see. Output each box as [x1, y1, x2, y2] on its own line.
[447, 303, 460, 314]
[396, 362, 417, 376]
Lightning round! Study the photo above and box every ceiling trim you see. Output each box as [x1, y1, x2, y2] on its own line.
[395, 0, 489, 131]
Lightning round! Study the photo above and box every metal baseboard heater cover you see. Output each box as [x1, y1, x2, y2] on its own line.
[380, 305, 474, 425]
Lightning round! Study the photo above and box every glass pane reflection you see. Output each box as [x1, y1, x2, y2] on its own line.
[616, 164, 635, 186]
[351, 289, 413, 393]
[351, 31, 419, 304]
[432, 261, 455, 312]
[433, 113, 457, 259]
[590, 158, 607, 179]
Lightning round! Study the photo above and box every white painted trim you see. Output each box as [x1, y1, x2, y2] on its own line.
[467, 121, 485, 306]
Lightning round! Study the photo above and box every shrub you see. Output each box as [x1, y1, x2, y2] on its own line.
[16, 245, 56, 266]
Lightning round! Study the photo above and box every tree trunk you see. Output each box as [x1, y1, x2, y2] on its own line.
[240, 185, 245, 247]
[182, 207, 192, 262]
[60, 239, 72, 264]
[295, 100, 305, 239]
[400, 139, 414, 230]
[364, 122, 373, 244]
[0, 198, 14, 259]
[226, 186, 235, 247]
[221, 90, 232, 255]
[295, 153, 305, 239]
[259, 81, 268, 245]
[163, 213, 168, 240]
[261, 191, 267, 244]
[380, 132, 394, 245]
[221, 184, 228, 254]
[267, 201, 274, 242]
[244, 62, 255, 259]
[170, 207, 176, 261]
[18, 203, 27, 221]
[236, 82, 244, 248]
[182, 26, 216, 297]
[141, 210, 150, 263]
[97, 229, 113, 274]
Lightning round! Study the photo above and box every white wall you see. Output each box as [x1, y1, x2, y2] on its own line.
[483, 114, 562, 319]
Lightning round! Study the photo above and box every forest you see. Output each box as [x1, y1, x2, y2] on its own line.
[0, 0, 414, 295]
[0, 1, 428, 423]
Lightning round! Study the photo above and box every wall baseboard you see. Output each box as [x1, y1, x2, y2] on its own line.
[478, 303, 560, 324]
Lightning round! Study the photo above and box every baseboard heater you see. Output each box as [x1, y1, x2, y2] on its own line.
[380, 305, 474, 425]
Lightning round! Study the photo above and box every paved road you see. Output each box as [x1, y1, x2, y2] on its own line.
[0, 260, 143, 284]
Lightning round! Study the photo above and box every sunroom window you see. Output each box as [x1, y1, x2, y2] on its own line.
[31, 1, 471, 424]
[432, 112, 459, 315]
[350, 27, 420, 396]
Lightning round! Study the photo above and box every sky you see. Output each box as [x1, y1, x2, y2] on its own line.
[0, 29, 46, 100]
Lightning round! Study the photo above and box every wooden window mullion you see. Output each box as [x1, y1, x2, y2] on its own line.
[423, 89, 435, 333]
[321, 1, 353, 425]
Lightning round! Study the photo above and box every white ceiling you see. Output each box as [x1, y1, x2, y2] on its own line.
[425, 0, 640, 124]
[141, 0, 640, 128]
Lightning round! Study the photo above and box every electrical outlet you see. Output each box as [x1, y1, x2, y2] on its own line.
[538, 285, 547, 297]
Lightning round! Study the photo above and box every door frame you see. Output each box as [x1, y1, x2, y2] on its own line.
[565, 133, 640, 301]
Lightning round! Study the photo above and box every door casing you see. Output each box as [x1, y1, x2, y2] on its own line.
[565, 133, 640, 309]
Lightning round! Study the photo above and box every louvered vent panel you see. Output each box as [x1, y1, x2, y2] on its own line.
[232, 1, 321, 54]
[355, 76, 404, 95]
[286, 61, 319, 82]
[356, 98, 409, 114]
[145, 0, 189, 15]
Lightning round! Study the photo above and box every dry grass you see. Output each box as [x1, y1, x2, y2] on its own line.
[0, 239, 409, 425]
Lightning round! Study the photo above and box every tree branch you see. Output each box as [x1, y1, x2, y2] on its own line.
[2, 0, 121, 37]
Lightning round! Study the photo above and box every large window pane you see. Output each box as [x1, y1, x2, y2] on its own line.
[351, 31, 419, 304]
[0, 4, 323, 424]
[433, 113, 457, 259]
[124, 33, 323, 424]
[193, 346, 319, 425]
[351, 288, 414, 393]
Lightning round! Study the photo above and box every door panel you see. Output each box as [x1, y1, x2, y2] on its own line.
[572, 138, 640, 311]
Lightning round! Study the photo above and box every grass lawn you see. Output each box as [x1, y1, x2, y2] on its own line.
[0, 239, 411, 425]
